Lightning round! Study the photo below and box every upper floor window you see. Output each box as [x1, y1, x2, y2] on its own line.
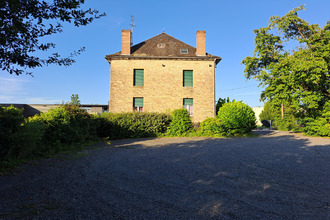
[134, 69, 144, 86]
[133, 97, 144, 112]
[183, 70, 193, 87]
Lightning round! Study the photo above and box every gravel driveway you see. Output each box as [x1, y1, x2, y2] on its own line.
[0, 131, 329, 219]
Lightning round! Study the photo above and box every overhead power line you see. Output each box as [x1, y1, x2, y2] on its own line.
[218, 84, 259, 92]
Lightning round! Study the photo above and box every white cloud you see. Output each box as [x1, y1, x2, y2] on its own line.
[0, 76, 31, 103]
[0, 76, 63, 104]
[0, 77, 29, 94]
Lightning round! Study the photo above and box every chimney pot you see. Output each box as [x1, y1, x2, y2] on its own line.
[196, 30, 206, 56]
[122, 30, 131, 55]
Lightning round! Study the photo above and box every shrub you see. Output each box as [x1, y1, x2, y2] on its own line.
[217, 101, 256, 136]
[304, 101, 330, 137]
[0, 106, 25, 159]
[274, 116, 299, 131]
[37, 103, 92, 146]
[167, 109, 192, 136]
[100, 112, 172, 139]
[200, 117, 224, 136]
[8, 118, 46, 159]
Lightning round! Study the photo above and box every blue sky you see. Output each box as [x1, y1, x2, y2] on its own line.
[1, 0, 329, 107]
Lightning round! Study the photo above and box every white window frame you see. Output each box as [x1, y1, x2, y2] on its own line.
[183, 105, 193, 116]
[133, 106, 143, 112]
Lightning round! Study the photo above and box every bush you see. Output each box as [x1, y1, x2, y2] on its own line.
[217, 101, 256, 136]
[100, 112, 172, 139]
[37, 103, 92, 146]
[274, 116, 299, 131]
[304, 101, 330, 137]
[8, 118, 46, 159]
[200, 117, 224, 136]
[167, 109, 192, 136]
[0, 106, 25, 159]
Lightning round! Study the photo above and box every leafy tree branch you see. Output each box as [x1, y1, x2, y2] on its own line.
[0, 0, 105, 75]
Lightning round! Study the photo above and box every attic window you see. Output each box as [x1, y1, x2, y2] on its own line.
[157, 43, 165, 48]
[180, 48, 188, 54]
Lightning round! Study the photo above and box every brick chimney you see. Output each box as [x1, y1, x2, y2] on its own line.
[121, 29, 131, 55]
[196, 30, 206, 56]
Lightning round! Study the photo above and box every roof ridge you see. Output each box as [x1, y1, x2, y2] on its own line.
[132, 32, 196, 49]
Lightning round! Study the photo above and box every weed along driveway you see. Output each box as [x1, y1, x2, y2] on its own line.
[1, 131, 329, 219]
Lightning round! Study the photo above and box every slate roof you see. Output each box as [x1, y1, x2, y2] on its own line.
[105, 32, 221, 64]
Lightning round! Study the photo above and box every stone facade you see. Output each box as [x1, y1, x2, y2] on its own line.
[109, 59, 216, 122]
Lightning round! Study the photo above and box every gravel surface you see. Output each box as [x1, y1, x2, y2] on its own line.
[0, 131, 329, 219]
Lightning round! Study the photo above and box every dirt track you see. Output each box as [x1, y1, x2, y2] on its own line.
[1, 131, 329, 219]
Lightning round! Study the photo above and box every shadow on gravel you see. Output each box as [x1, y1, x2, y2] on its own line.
[0, 133, 329, 219]
[101, 133, 329, 219]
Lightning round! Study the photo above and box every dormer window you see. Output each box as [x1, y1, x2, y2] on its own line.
[157, 43, 165, 48]
[180, 48, 188, 54]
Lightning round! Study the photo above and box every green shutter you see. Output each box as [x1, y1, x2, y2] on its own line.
[134, 69, 144, 86]
[133, 97, 144, 107]
[183, 70, 193, 87]
[183, 98, 193, 106]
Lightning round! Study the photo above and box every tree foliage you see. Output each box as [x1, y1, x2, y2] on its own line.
[70, 94, 80, 105]
[242, 5, 330, 120]
[215, 97, 232, 114]
[304, 100, 330, 136]
[0, 0, 105, 75]
[259, 101, 298, 130]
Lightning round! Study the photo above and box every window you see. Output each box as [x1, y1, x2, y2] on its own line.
[133, 97, 144, 112]
[134, 69, 144, 86]
[183, 70, 193, 87]
[157, 43, 165, 48]
[180, 48, 188, 54]
[183, 98, 193, 116]
[80, 107, 91, 113]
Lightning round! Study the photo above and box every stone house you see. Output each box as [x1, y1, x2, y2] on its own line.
[105, 30, 221, 122]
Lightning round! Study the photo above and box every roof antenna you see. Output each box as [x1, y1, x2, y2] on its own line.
[130, 16, 136, 46]
[163, 28, 165, 33]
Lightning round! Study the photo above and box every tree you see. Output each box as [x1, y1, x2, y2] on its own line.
[0, 0, 105, 76]
[70, 94, 80, 105]
[215, 97, 232, 114]
[259, 100, 297, 130]
[259, 102, 276, 123]
[242, 5, 330, 120]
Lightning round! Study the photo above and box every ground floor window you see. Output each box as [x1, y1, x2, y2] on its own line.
[183, 98, 193, 116]
[133, 97, 144, 112]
